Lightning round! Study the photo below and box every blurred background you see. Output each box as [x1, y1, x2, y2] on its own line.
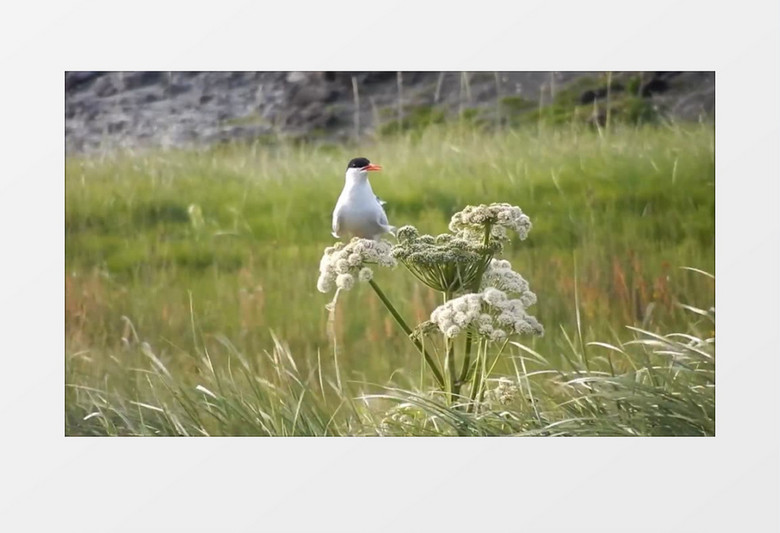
[65, 71, 714, 153]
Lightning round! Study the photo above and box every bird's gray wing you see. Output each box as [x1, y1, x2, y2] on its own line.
[376, 205, 396, 235]
[377, 207, 389, 227]
[331, 206, 343, 238]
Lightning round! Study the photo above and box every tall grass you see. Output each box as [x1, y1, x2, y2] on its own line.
[66, 298, 714, 436]
[65, 123, 714, 436]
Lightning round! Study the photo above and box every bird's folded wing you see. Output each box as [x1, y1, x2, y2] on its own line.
[331, 208, 342, 238]
[377, 207, 389, 227]
[377, 207, 396, 234]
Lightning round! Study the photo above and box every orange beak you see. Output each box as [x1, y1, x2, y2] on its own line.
[364, 164, 382, 171]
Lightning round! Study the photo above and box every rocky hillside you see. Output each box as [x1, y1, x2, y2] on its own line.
[65, 71, 714, 154]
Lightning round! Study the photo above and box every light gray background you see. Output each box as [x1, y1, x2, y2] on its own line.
[2, 1, 779, 532]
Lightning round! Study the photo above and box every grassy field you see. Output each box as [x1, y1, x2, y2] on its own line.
[65, 122, 715, 436]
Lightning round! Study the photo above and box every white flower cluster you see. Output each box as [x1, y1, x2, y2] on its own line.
[317, 238, 396, 293]
[449, 203, 532, 242]
[429, 288, 544, 341]
[479, 259, 537, 307]
[430, 293, 483, 339]
[483, 377, 521, 406]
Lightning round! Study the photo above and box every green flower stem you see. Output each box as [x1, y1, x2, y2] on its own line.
[457, 333, 474, 392]
[460, 221, 494, 400]
[445, 338, 457, 403]
[471, 221, 493, 289]
[368, 279, 445, 389]
[443, 291, 457, 403]
[483, 222, 493, 246]
[442, 291, 457, 402]
[467, 338, 487, 412]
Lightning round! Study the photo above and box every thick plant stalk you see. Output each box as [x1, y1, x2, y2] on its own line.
[368, 279, 445, 388]
[458, 222, 494, 397]
[457, 333, 474, 394]
[445, 337, 457, 402]
[471, 222, 493, 285]
[443, 290, 458, 403]
[468, 338, 488, 412]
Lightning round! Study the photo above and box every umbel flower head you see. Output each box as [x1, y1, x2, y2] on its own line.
[391, 225, 501, 293]
[480, 259, 537, 307]
[429, 288, 544, 342]
[449, 203, 532, 242]
[317, 238, 396, 293]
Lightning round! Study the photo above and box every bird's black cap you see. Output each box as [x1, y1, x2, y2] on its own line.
[346, 157, 371, 170]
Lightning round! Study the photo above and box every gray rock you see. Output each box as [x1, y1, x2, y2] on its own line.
[93, 75, 120, 98]
[64, 71, 715, 155]
[123, 71, 164, 90]
[65, 71, 104, 92]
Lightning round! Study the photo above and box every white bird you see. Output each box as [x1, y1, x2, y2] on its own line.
[331, 157, 396, 240]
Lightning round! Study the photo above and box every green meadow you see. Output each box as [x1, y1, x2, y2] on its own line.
[65, 123, 715, 436]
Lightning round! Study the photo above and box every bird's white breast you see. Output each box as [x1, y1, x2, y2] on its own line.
[334, 179, 387, 237]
